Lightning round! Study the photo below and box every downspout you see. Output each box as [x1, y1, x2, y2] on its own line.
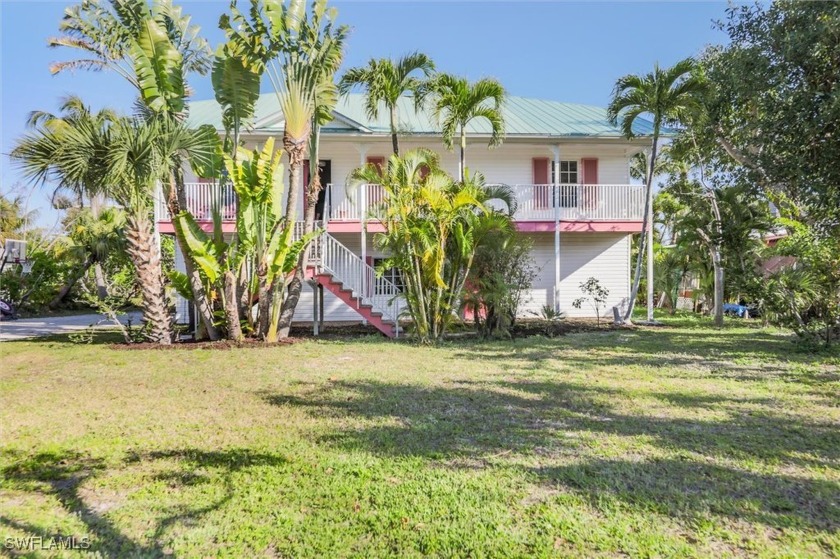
[553, 145, 561, 313]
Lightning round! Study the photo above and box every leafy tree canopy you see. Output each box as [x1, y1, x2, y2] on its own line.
[700, 0, 840, 235]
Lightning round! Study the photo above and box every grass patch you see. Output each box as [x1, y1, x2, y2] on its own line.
[1, 316, 838, 557]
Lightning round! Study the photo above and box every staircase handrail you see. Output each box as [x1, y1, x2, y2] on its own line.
[316, 232, 402, 327]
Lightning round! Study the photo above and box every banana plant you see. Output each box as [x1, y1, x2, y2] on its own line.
[172, 138, 318, 341]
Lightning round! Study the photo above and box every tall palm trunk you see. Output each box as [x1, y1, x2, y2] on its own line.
[167, 171, 220, 340]
[712, 247, 724, 327]
[125, 212, 172, 344]
[279, 138, 321, 339]
[93, 262, 108, 300]
[256, 268, 272, 338]
[274, 136, 306, 340]
[223, 270, 243, 341]
[624, 132, 659, 323]
[49, 254, 95, 309]
[706, 193, 724, 328]
[390, 105, 400, 156]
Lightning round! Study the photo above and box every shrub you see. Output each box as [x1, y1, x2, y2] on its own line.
[465, 234, 536, 338]
[572, 277, 610, 326]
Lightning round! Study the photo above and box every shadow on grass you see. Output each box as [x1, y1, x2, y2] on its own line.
[263, 378, 840, 532]
[0, 448, 287, 558]
[452, 326, 839, 384]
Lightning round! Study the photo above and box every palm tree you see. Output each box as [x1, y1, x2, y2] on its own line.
[11, 101, 174, 343]
[350, 149, 512, 342]
[106, 117, 201, 344]
[339, 52, 435, 156]
[49, 207, 126, 308]
[608, 58, 705, 323]
[50, 0, 220, 339]
[25, 97, 123, 300]
[48, 0, 211, 92]
[431, 74, 505, 181]
[0, 193, 37, 241]
[282, 9, 348, 339]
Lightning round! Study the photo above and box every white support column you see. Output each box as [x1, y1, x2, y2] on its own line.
[552, 145, 561, 313]
[624, 148, 631, 183]
[355, 144, 369, 324]
[153, 180, 162, 256]
[644, 146, 655, 323]
[313, 282, 320, 336]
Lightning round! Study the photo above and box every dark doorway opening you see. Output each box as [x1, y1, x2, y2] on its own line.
[304, 159, 332, 221]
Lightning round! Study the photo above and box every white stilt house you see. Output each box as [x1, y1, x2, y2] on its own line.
[157, 94, 652, 335]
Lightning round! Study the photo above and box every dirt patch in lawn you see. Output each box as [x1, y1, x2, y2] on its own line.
[108, 319, 624, 349]
[111, 337, 302, 351]
[508, 318, 626, 338]
[110, 322, 389, 350]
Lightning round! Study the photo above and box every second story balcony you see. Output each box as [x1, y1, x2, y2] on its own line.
[327, 183, 645, 223]
[156, 182, 645, 230]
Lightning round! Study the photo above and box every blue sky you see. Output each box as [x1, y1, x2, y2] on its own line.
[1, 0, 730, 226]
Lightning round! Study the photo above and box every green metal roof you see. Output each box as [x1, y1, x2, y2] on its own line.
[187, 93, 657, 138]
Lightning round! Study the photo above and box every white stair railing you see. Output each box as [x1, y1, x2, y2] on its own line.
[316, 232, 402, 333]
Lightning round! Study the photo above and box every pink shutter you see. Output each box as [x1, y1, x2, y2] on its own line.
[532, 158, 550, 209]
[366, 156, 385, 176]
[581, 158, 599, 210]
[366, 157, 386, 205]
[303, 159, 311, 188]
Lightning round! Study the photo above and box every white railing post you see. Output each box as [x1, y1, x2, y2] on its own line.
[326, 183, 332, 221]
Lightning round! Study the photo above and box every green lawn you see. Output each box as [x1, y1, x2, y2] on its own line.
[1, 317, 838, 558]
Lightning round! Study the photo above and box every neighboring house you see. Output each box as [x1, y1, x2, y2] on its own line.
[157, 94, 651, 336]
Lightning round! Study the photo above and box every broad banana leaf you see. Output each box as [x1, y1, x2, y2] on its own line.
[188, 125, 225, 180]
[167, 270, 192, 300]
[212, 49, 262, 137]
[130, 18, 185, 115]
[277, 230, 322, 275]
[173, 211, 225, 284]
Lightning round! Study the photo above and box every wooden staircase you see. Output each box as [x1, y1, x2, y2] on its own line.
[313, 273, 398, 337]
[307, 231, 402, 338]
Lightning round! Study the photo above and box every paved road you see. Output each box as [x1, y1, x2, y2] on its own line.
[0, 312, 143, 342]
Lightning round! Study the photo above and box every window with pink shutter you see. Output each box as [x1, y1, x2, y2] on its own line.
[581, 158, 599, 210]
[532, 158, 550, 209]
[366, 156, 386, 205]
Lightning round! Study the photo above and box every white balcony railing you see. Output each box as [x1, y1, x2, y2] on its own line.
[154, 182, 237, 222]
[508, 184, 645, 221]
[326, 183, 645, 222]
[156, 183, 645, 224]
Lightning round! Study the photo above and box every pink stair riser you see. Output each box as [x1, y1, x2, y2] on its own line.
[315, 273, 396, 338]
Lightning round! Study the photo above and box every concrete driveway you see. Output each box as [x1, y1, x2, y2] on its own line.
[0, 312, 143, 342]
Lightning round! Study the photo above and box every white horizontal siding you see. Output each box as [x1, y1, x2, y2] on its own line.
[519, 232, 630, 319]
[290, 288, 365, 323]
[557, 233, 630, 318]
[518, 233, 556, 318]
